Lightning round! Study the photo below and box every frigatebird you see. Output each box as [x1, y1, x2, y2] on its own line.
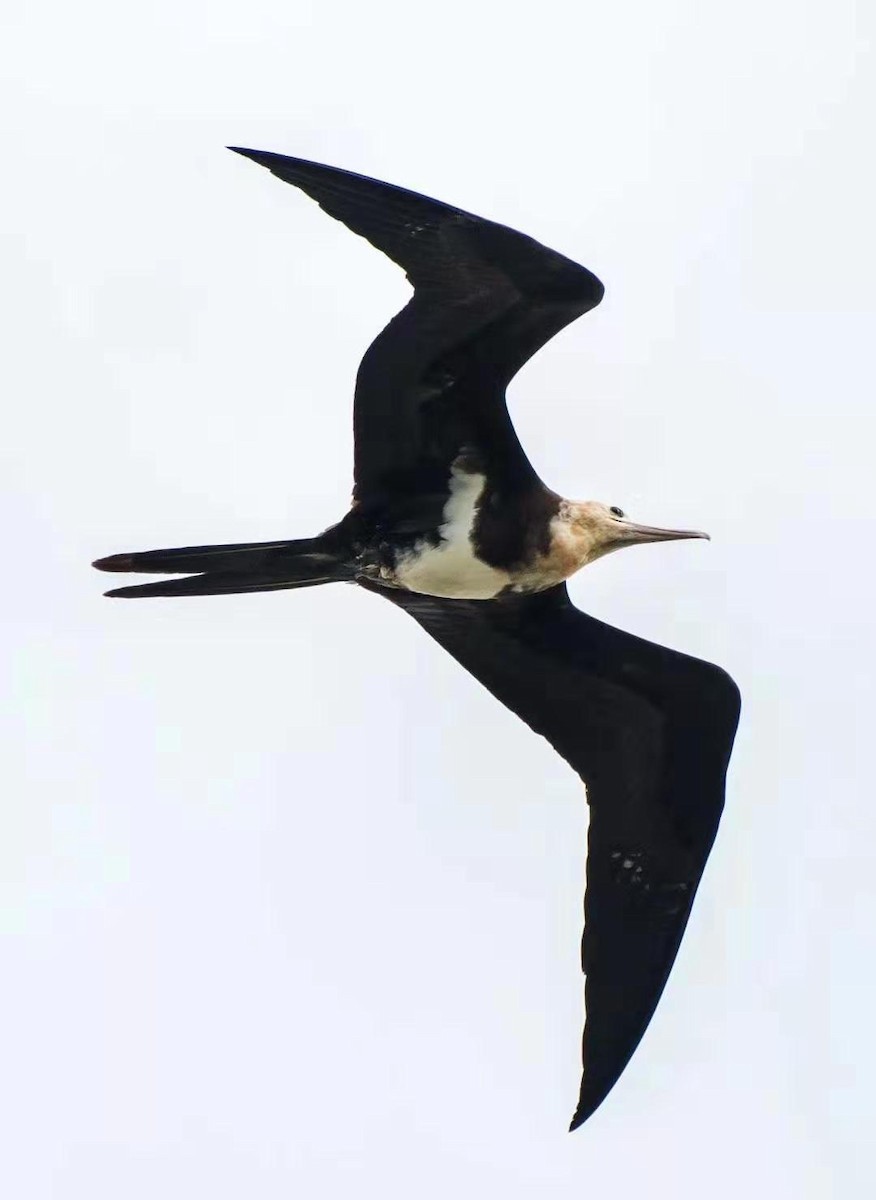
[94, 148, 740, 1129]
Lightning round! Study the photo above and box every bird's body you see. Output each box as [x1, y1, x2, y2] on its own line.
[311, 469, 599, 601]
[366, 460, 519, 599]
[94, 148, 740, 1129]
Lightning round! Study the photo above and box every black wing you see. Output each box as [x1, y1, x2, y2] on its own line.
[359, 580, 740, 1128]
[229, 148, 604, 508]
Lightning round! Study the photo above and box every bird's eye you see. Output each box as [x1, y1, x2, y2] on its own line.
[609, 506, 625, 519]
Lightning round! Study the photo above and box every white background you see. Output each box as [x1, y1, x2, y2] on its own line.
[4, 2, 873, 1195]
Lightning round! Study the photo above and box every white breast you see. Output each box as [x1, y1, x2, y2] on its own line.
[393, 467, 510, 600]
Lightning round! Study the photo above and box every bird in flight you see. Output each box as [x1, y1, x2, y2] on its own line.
[94, 147, 740, 1129]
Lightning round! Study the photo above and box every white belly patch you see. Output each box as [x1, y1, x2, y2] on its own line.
[393, 467, 510, 600]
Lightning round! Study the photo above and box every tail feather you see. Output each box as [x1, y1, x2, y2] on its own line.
[93, 536, 330, 576]
[93, 534, 353, 598]
[103, 570, 340, 599]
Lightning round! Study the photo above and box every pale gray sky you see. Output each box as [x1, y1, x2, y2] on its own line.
[4, 2, 874, 1196]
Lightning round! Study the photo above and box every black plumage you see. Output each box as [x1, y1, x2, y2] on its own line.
[229, 148, 603, 515]
[362, 581, 738, 1128]
[94, 148, 740, 1127]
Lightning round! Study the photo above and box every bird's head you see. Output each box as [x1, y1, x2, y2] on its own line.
[561, 501, 710, 568]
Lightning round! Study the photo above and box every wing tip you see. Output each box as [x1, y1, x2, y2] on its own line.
[567, 1083, 611, 1132]
[228, 146, 298, 174]
[227, 145, 269, 165]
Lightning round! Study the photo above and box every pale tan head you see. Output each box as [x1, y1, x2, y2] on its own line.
[557, 500, 710, 570]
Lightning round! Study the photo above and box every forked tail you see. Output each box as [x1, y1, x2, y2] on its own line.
[93, 535, 353, 598]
